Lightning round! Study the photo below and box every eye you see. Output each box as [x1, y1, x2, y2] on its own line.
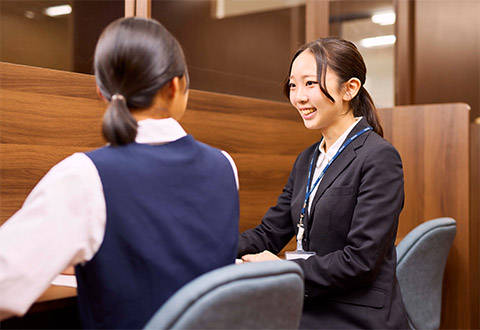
[306, 81, 318, 86]
[288, 82, 296, 89]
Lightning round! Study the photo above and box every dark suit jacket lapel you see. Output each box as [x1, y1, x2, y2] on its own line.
[309, 118, 371, 216]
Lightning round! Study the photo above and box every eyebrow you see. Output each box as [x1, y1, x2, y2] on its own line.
[289, 74, 318, 79]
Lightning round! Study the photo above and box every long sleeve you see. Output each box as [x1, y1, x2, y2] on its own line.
[0, 153, 106, 318]
[293, 143, 404, 297]
[237, 157, 298, 257]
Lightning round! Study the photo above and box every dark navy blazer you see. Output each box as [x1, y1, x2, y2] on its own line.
[238, 118, 409, 329]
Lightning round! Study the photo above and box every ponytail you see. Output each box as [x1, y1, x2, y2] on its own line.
[102, 94, 138, 146]
[94, 17, 188, 147]
[351, 86, 383, 137]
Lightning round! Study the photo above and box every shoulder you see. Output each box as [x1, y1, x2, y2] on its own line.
[193, 138, 230, 161]
[48, 152, 98, 179]
[361, 132, 402, 164]
[356, 132, 403, 179]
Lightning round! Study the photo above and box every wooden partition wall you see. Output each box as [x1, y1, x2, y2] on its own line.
[380, 104, 477, 328]
[0, 62, 319, 228]
[0, 62, 478, 329]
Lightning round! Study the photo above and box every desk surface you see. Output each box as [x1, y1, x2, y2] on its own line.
[37, 285, 76, 303]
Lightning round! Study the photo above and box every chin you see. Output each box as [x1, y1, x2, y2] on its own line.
[302, 120, 321, 130]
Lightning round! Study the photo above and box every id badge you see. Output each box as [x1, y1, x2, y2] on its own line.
[285, 250, 316, 260]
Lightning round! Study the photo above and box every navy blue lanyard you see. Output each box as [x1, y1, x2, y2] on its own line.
[298, 126, 372, 226]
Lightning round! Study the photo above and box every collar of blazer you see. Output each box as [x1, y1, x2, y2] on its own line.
[309, 117, 371, 212]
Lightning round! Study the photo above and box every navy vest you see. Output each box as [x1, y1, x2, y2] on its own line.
[75, 135, 239, 329]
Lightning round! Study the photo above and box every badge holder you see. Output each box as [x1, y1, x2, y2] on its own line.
[285, 223, 316, 260]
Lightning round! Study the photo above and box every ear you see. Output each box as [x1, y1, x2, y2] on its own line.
[342, 78, 361, 101]
[96, 85, 108, 103]
[166, 77, 180, 100]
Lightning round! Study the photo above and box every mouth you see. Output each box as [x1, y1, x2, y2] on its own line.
[299, 107, 317, 118]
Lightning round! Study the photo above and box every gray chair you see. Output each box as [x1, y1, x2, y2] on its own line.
[144, 260, 304, 329]
[396, 217, 456, 330]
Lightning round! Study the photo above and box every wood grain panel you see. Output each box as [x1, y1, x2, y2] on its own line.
[182, 110, 318, 155]
[306, 0, 329, 42]
[187, 89, 299, 122]
[0, 62, 98, 99]
[413, 1, 480, 121]
[381, 103, 473, 329]
[0, 62, 319, 230]
[470, 123, 480, 326]
[394, 0, 414, 105]
[125, 0, 135, 17]
[0, 90, 104, 147]
[380, 107, 425, 238]
[0, 144, 92, 220]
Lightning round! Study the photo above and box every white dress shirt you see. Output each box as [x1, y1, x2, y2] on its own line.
[0, 118, 238, 319]
[307, 117, 362, 214]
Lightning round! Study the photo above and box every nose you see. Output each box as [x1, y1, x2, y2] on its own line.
[295, 89, 308, 104]
[291, 87, 308, 105]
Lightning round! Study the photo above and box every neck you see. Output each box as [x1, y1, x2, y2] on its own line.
[132, 111, 170, 121]
[321, 113, 357, 152]
[131, 101, 171, 122]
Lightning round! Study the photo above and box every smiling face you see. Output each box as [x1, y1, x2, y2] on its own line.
[288, 50, 348, 131]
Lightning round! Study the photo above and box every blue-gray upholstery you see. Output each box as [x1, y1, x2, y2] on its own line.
[396, 217, 456, 330]
[144, 260, 304, 329]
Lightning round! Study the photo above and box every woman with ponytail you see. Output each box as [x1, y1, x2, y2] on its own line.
[0, 18, 239, 328]
[238, 38, 408, 329]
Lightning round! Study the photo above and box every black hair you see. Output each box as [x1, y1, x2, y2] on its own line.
[94, 17, 189, 146]
[284, 37, 383, 137]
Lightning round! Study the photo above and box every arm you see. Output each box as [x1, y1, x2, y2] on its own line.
[237, 156, 299, 257]
[220, 150, 239, 190]
[293, 144, 404, 297]
[0, 153, 105, 319]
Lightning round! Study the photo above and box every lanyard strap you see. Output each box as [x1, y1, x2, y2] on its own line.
[298, 126, 373, 226]
[295, 126, 372, 251]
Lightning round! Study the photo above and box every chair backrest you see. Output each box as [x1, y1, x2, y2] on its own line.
[396, 217, 456, 330]
[144, 260, 304, 330]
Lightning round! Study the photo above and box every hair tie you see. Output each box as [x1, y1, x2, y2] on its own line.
[111, 93, 125, 101]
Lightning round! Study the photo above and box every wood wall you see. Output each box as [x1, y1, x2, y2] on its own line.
[1, 62, 478, 329]
[381, 104, 475, 329]
[470, 123, 480, 324]
[395, 0, 480, 122]
[0, 62, 320, 230]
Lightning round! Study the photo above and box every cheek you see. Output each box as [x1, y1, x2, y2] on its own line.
[289, 93, 296, 107]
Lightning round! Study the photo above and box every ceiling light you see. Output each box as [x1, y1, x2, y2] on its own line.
[44, 4, 72, 17]
[371, 11, 396, 25]
[360, 35, 396, 48]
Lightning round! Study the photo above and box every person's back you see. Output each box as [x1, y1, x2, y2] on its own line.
[0, 17, 239, 327]
[77, 137, 238, 329]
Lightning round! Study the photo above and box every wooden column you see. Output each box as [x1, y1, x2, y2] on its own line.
[125, 0, 135, 17]
[470, 123, 480, 327]
[394, 0, 414, 106]
[136, 0, 151, 18]
[305, 0, 329, 42]
[125, 0, 151, 18]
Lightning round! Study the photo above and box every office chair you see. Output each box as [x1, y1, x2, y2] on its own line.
[144, 260, 304, 329]
[396, 217, 456, 330]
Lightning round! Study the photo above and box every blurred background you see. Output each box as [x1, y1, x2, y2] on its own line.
[0, 0, 478, 119]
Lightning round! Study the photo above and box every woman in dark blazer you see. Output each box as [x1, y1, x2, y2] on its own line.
[238, 38, 409, 329]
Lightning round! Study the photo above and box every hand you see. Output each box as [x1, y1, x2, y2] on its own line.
[241, 250, 281, 263]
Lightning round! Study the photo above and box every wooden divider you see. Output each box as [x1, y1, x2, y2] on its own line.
[0, 62, 478, 329]
[470, 123, 480, 326]
[381, 104, 475, 329]
[0, 62, 320, 234]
